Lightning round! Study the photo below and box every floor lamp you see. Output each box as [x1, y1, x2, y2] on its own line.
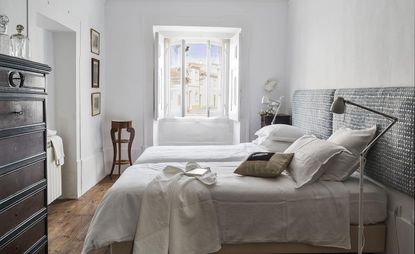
[261, 96, 283, 124]
[330, 97, 398, 254]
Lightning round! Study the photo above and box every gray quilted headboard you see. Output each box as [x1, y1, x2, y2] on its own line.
[292, 89, 335, 139]
[333, 87, 414, 197]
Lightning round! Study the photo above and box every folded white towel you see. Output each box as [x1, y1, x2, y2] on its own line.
[50, 135, 65, 166]
[47, 129, 58, 137]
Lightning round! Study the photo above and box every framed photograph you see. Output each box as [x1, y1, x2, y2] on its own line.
[91, 58, 100, 88]
[91, 92, 101, 116]
[90, 29, 100, 55]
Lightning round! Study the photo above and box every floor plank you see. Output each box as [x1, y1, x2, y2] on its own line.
[48, 176, 118, 254]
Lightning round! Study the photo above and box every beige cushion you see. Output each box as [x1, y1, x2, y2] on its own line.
[234, 152, 294, 178]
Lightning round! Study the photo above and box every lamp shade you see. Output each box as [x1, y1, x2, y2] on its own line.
[261, 95, 270, 104]
[331, 97, 346, 114]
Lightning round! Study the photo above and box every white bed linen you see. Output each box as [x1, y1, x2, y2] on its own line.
[135, 143, 267, 164]
[133, 165, 220, 254]
[81, 162, 388, 253]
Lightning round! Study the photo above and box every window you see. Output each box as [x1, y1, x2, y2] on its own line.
[154, 27, 240, 120]
[166, 39, 224, 117]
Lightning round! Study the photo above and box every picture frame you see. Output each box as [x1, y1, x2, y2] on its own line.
[91, 92, 101, 116]
[91, 58, 100, 88]
[90, 28, 100, 55]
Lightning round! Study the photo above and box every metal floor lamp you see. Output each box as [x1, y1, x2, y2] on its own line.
[330, 97, 398, 254]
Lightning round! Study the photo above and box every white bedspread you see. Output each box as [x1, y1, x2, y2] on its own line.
[133, 164, 221, 254]
[135, 143, 266, 164]
[82, 162, 351, 253]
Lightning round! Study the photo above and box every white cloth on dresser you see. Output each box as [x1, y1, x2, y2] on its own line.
[50, 135, 65, 166]
[133, 162, 220, 254]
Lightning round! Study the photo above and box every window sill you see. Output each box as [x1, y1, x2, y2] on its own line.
[159, 116, 230, 122]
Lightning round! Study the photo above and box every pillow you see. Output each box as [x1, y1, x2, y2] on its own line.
[284, 135, 354, 187]
[252, 137, 292, 152]
[234, 152, 294, 178]
[254, 124, 306, 142]
[321, 126, 377, 181]
[319, 151, 358, 181]
[327, 126, 377, 155]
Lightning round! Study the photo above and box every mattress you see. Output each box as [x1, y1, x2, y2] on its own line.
[83, 162, 387, 251]
[135, 142, 267, 164]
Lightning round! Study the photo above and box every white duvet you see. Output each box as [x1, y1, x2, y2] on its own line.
[82, 162, 351, 253]
[135, 143, 267, 164]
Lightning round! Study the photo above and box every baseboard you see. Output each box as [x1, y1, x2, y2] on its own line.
[79, 150, 106, 196]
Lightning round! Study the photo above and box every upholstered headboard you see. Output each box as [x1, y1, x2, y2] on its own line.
[292, 87, 414, 197]
[292, 89, 335, 139]
[333, 87, 414, 197]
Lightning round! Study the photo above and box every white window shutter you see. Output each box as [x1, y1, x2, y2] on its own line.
[154, 32, 165, 120]
[228, 33, 240, 121]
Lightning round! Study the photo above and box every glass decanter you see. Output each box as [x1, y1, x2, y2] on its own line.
[10, 24, 30, 58]
[0, 14, 10, 55]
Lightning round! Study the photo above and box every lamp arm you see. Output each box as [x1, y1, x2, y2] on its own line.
[345, 100, 398, 121]
[361, 118, 397, 156]
[344, 100, 398, 156]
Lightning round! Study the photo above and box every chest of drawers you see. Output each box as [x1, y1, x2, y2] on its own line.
[0, 54, 51, 254]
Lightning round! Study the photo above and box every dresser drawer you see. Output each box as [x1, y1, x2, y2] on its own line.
[0, 189, 46, 236]
[0, 100, 44, 131]
[0, 160, 45, 200]
[0, 216, 46, 254]
[0, 131, 45, 168]
[33, 244, 47, 254]
[0, 69, 45, 90]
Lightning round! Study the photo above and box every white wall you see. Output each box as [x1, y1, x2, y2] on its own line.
[0, 0, 27, 38]
[104, 0, 288, 171]
[29, 0, 106, 197]
[287, 1, 414, 253]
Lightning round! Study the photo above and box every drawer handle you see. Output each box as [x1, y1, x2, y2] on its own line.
[11, 104, 23, 115]
[8, 71, 25, 88]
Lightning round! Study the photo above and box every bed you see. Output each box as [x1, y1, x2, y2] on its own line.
[82, 87, 414, 254]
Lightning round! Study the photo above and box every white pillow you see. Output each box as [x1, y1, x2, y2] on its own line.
[319, 152, 358, 181]
[284, 135, 354, 187]
[255, 124, 306, 142]
[327, 126, 377, 155]
[253, 137, 292, 152]
[320, 126, 377, 181]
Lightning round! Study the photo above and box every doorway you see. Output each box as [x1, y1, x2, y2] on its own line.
[36, 14, 79, 199]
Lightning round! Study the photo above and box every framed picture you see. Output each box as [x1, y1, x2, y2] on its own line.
[91, 58, 100, 88]
[90, 29, 100, 55]
[91, 92, 101, 116]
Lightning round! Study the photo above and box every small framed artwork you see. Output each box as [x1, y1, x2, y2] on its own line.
[91, 92, 101, 116]
[91, 58, 100, 88]
[90, 28, 100, 55]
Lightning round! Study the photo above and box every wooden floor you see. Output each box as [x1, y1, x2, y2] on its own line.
[48, 176, 118, 254]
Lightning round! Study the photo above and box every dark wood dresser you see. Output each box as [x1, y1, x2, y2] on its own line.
[0, 54, 51, 254]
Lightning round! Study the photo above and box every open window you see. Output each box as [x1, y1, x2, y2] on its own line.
[154, 26, 241, 120]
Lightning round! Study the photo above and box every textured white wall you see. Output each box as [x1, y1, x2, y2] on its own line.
[286, 0, 414, 108]
[287, 1, 414, 253]
[104, 0, 289, 171]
